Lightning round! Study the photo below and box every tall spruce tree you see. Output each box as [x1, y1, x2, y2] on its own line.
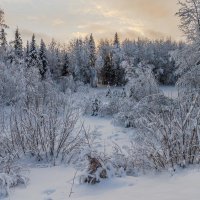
[62, 52, 70, 76]
[0, 28, 7, 50]
[25, 41, 29, 64]
[89, 34, 97, 87]
[101, 53, 114, 85]
[55, 48, 62, 77]
[27, 34, 43, 77]
[0, 8, 8, 53]
[0, 8, 8, 29]
[39, 39, 48, 79]
[14, 27, 23, 58]
[89, 34, 96, 68]
[28, 34, 37, 65]
[114, 32, 120, 48]
[112, 32, 125, 86]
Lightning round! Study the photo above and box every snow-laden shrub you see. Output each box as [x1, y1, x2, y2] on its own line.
[80, 155, 109, 184]
[123, 62, 160, 101]
[9, 96, 82, 163]
[79, 152, 126, 184]
[0, 61, 25, 105]
[176, 65, 200, 98]
[0, 156, 28, 198]
[83, 88, 128, 117]
[114, 93, 171, 128]
[0, 81, 85, 165]
[133, 94, 200, 172]
[57, 75, 76, 93]
[99, 96, 122, 117]
[76, 128, 127, 184]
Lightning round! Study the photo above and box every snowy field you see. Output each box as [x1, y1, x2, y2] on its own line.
[82, 116, 134, 153]
[7, 166, 200, 200]
[4, 86, 200, 200]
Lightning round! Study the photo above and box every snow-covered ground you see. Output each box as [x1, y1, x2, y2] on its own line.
[82, 116, 134, 152]
[6, 113, 200, 200]
[6, 166, 200, 200]
[160, 85, 178, 99]
[5, 85, 198, 200]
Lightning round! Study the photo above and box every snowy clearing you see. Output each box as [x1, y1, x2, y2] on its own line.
[82, 116, 134, 152]
[6, 166, 200, 200]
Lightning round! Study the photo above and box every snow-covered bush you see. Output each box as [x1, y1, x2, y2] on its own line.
[83, 88, 127, 117]
[75, 128, 126, 184]
[9, 95, 82, 163]
[80, 155, 110, 184]
[176, 65, 200, 98]
[122, 61, 160, 101]
[79, 151, 127, 184]
[0, 156, 28, 197]
[57, 75, 76, 93]
[99, 95, 122, 117]
[114, 93, 171, 128]
[0, 61, 25, 105]
[133, 94, 200, 172]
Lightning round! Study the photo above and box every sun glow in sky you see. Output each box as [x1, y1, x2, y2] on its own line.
[1, 0, 183, 43]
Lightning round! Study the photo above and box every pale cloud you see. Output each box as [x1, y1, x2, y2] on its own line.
[52, 18, 65, 26]
[2, 0, 31, 3]
[72, 31, 88, 38]
[27, 16, 39, 21]
[1, 0, 183, 43]
[20, 29, 52, 43]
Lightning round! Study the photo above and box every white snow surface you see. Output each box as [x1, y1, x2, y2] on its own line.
[82, 116, 134, 152]
[4, 85, 198, 200]
[6, 166, 200, 200]
[160, 85, 178, 99]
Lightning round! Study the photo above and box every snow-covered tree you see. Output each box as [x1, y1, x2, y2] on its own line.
[27, 34, 42, 76]
[101, 53, 114, 85]
[112, 33, 125, 86]
[0, 8, 8, 29]
[174, 0, 200, 95]
[89, 34, 97, 87]
[0, 8, 8, 54]
[62, 52, 70, 76]
[14, 27, 23, 58]
[0, 28, 7, 50]
[98, 39, 115, 85]
[39, 39, 48, 79]
[122, 61, 160, 101]
[89, 34, 96, 69]
[176, 0, 200, 42]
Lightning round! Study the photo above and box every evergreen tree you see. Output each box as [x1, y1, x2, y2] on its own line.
[62, 52, 70, 76]
[39, 39, 48, 79]
[0, 8, 8, 53]
[89, 34, 96, 68]
[14, 27, 23, 58]
[0, 28, 7, 50]
[89, 34, 97, 87]
[47, 38, 58, 76]
[25, 41, 29, 63]
[0, 8, 8, 29]
[112, 33, 125, 86]
[55, 48, 62, 77]
[113, 32, 120, 48]
[27, 34, 43, 77]
[28, 34, 37, 66]
[101, 53, 114, 85]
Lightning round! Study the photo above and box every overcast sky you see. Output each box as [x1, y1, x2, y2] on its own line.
[1, 0, 183, 44]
